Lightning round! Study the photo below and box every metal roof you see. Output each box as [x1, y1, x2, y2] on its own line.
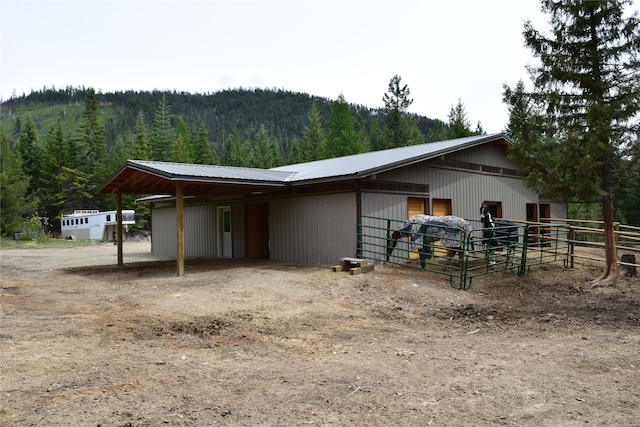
[99, 133, 508, 195]
[272, 134, 506, 182]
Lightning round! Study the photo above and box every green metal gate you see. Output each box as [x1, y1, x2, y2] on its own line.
[356, 215, 570, 290]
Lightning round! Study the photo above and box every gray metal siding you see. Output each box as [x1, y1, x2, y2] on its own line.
[361, 192, 413, 220]
[151, 204, 217, 257]
[448, 143, 514, 168]
[425, 168, 538, 221]
[377, 165, 539, 222]
[270, 193, 357, 265]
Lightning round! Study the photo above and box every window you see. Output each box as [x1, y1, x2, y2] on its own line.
[106, 214, 111, 222]
[432, 199, 452, 216]
[408, 197, 428, 217]
[482, 201, 503, 219]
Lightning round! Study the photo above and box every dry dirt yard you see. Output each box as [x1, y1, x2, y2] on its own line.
[1, 240, 639, 427]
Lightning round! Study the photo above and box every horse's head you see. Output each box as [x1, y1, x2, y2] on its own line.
[480, 204, 494, 227]
[387, 230, 405, 256]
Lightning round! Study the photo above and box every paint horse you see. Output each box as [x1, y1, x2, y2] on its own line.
[387, 214, 473, 264]
[479, 204, 519, 261]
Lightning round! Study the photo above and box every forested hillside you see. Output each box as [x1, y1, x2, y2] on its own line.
[0, 82, 484, 235]
[1, 86, 441, 158]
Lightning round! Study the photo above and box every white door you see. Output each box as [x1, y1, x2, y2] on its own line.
[218, 207, 232, 257]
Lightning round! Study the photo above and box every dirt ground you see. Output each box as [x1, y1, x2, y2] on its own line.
[1, 240, 639, 427]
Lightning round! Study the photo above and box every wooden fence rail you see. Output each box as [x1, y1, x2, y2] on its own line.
[544, 218, 639, 271]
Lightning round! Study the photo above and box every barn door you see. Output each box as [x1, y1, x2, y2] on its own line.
[407, 198, 428, 259]
[431, 199, 453, 256]
[245, 203, 270, 259]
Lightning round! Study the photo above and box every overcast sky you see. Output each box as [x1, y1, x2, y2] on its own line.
[1, 0, 561, 133]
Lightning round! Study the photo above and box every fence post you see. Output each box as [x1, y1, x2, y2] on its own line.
[386, 219, 391, 262]
[569, 226, 575, 269]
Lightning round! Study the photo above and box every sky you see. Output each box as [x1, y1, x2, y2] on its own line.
[1, 0, 557, 133]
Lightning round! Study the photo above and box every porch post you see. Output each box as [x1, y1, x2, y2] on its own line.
[176, 182, 185, 277]
[117, 191, 123, 266]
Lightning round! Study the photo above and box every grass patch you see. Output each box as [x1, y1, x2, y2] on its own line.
[0, 236, 110, 250]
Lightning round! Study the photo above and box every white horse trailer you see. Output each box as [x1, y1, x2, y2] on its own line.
[60, 210, 135, 241]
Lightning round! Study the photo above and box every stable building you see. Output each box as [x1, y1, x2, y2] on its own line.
[99, 133, 566, 275]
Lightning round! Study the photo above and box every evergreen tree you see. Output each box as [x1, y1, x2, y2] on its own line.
[367, 119, 386, 152]
[109, 135, 129, 173]
[192, 123, 217, 165]
[447, 99, 474, 138]
[58, 166, 94, 211]
[382, 75, 423, 148]
[170, 134, 191, 163]
[77, 88, 107, 174]
[14, 116, 43, 199]
[252, 124, 282, 168]
[300, 103, 324, 161]
[76, 88, 107, 209]
[41, 121, 70, 230]
[425, 119, 449, 142]
[151, 94, 174, 160]
[132, 111, 150, 160]
[0, 130, 38, 234]
[322, 94, 363, 158]
[503, 0, 640, 287]
[176, 117, 192, 159]
[223, 134, 254, 167]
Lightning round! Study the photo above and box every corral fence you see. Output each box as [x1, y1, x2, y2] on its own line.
[356, 215, 573, 290]
[543, 218, 640, 272]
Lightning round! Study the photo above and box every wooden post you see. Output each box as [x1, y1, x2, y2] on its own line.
[176, 182, 185, 277]
[117, 191, 123, 266]
[569, 226, 575, 269]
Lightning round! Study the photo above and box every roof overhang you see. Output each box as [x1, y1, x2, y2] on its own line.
[99, 134, 512, 198]
[98, 160, 289, 197]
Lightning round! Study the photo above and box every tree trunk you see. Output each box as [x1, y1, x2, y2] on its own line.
[591, 170, 619, 288]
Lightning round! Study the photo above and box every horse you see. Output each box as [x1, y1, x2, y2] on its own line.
[387, 214, 474, 264]
[479, 204, 519, 262]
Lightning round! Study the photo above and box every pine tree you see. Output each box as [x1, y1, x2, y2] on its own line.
[76, 88, 107, 209]
[132, 111, 150, 160]
[223, 134, 254, 167]
[447, 99, 474, 138]
[0, 130, 38, 234]
[176, 117, 192, 160]
[170, 134, 191, 163]
[301, 103, 324, 161]
[425, 119, 448, 142]
[192, 123, 217, 165]
[504, 0, 640, 287]
[151, 94, 174, 160]
[77, 88, 106, 174]
[382, 75, 424, 148]
[109, 135, 129, 173]
[41, 121, 70, 230]
[252, 124, 282, 168]
[14, 116, 43, 199]
[322, 94, 363, 158]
